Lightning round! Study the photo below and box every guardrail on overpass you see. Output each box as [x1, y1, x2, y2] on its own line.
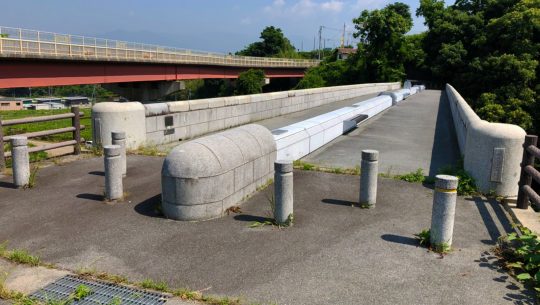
[446, 84, 526, 196]
[0, 26, 319, 68]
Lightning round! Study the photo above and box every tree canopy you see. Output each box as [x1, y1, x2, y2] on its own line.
[416, 0, 539, 131]
[235, 69, 266, 95]
[236, 26, 297, 58]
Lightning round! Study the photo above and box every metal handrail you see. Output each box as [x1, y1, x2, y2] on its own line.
[0, 26, 319, 68]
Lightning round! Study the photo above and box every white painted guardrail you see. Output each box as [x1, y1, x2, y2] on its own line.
[273, 86, 424, 161]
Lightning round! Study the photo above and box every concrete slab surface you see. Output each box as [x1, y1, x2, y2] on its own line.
[303, 90, 460, 176]
[0, 156, 530, 304]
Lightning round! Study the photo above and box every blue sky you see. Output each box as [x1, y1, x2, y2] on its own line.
[2, 0, 452, 54]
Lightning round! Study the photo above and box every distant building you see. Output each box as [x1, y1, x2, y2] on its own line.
[28, 103, 51, 110]
[36, 97, 62, 104]
[44, 102, 65, 109]
[64, 96, 90, 107]
[337, 48, 357, 60]
[0, 98, 28, 111]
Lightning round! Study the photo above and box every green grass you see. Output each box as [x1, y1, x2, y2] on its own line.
[395, 168, 426, 183]
[7, 249, 40, 266]
[139, 279, 168, 292]
[0, 108, 92, 143]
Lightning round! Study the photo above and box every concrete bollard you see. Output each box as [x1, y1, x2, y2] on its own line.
[430, 175, 459, 252]
[11, 136, 30, 188]
[111, 131, 127, 177]
[274, 160, 294, 225]
[359, 150, 379, 208]
[104, 145, 123, 201]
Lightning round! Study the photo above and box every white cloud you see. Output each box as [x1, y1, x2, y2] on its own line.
[352, 0, 391, 11]
[320, 0, 343, 12]
[240, 17, 252, 25]
[265, 0, 343, 16]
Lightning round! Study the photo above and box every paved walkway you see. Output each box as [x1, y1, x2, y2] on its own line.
[0, 155, 529, 305]
[303, 90, 460, 176]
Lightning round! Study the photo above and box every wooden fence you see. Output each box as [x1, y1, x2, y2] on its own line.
[0, 106, 84, 170]
[517, 135, 540, 209]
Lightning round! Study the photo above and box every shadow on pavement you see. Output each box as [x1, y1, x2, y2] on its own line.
[476, 251, 536, 305]
[428, 91, 460, 177]
[76, 193, 104, 201]
[134, 194, 164, 218]
[234, 214, 273, 223]
[0, 181, 17, 189]
[88, 171, 105, 176]
[321, 198, 356, 207]
[381, 234, 419, 247]
[468, 196, 514, 245]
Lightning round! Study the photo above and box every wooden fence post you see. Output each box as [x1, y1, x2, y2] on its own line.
[71, 106, 81, 155]
[0, 119, 5, 171]
[517, 135, 538, 209]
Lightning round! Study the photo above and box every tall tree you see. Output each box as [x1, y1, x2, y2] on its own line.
[235, 69, 266, 95]
[237, 26, 296, 58]
[352, 2, 413, 82]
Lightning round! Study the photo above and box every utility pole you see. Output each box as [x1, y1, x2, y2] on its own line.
[318, 26, 322, 60]
[341, 23, 345, 48]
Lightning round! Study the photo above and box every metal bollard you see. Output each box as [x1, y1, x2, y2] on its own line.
[359, 150, 379, 208]
[274, 160, 294, 225]
[104, 145, 123, 201]
[430, 175, 459, 252]
[11, 136, 30, 188]
[111, 131, 127, 177]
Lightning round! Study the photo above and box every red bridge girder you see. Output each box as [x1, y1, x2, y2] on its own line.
[0, 60, 306, 88]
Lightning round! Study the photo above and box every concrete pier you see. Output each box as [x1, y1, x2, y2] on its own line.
[10, 136, 30, 188]
[104, 145, 123, 201]
[274, 160, 294, 225]
[430, 175, 459, 251]
[359, 149, 379, 208]
[111, 131, 127, 177]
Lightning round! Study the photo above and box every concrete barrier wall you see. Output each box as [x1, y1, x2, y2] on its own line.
[446, 84, 525, 196]
[161, 124, 276, 221]
[144, 82, 400, 145]
[92, 82, 400, 148]
[273, 95, 393, 160]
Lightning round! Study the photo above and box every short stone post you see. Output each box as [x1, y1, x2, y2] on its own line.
[11, 136, 30, 188]
[359, 150, 379, 208]
[111, 131, 127, 177]
[104, 145, 123, 201]
[274, 160, 293, 225]
[430, 175, 459, 252]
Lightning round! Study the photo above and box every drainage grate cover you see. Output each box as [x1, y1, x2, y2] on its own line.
[30, 275, 168, 305]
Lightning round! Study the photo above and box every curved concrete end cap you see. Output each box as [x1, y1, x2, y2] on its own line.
[473, 120, 526, 140]
[435, 175, 459, 190]
[92, 102, 144, 113]
[237, 124, 277, 155]
[162, 142, 222, 178]
[362, 149, 379, 161]
[10, 136, 28, 146]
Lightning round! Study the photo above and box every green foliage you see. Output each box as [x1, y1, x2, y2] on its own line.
[7, 249, 40, 266]
[438, 161, 477, 195]
[414, 229, 431, 246]
[73, 285, 92, 301]
[395, 168, 426, 183]
[235, 69, 265, 95]
[0, 108, 92, 143]
[139, 279, 168, 292]
[353, 2, 413, 82]
[417, 0, 539, 132]
[498, 226, 540, 292]
[237, 26, 296, 58]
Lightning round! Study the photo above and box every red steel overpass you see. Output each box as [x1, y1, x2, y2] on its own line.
[0, 26, 318, 89]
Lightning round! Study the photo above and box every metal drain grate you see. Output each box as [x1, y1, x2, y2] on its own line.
[30, 275, 168, 305]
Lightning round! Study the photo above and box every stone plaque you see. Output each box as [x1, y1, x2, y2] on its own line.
[490, 148, 505, 182]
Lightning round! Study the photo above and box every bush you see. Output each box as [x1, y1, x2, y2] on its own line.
[438, 161, 477, 195]
[395, 168, 425, 183]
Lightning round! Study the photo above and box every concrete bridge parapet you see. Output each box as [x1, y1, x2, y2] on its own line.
[446, 84, 526, 196]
